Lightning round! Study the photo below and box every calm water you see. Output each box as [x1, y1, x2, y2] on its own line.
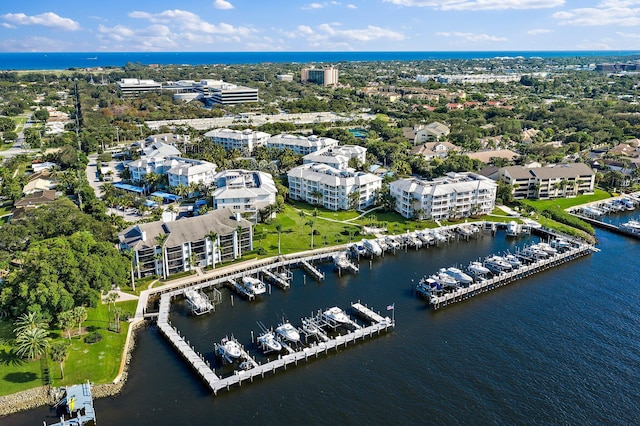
[4, 221, 640, 425]
[1, 51, 639, 70]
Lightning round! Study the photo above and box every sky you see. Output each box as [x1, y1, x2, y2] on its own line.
[0, 0, 640, 52]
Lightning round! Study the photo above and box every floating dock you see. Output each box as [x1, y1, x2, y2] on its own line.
[420, 242, 597, 310]
[156, 299, 394, 396]
[47, 382, 96, 426]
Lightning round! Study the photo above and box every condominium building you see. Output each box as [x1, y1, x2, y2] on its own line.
[117, 78, 162, 97]
[389, 172, 497, 220]
[266, 134, 339, 156]
[303, 145, 367, 170]
[211, 169, 278, 222]
[128, 156, 216, 187]
[193, 80, 259, 104]
[118, 209, 253, 278]
[287, 163, 382, 211]
[204, 128, 272, 156]
[498, 163, 596, 200]
[301, 67, 339, 86]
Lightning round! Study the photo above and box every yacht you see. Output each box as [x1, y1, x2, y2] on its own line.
[443, 267, 473, 285]
[351, 241, 366, 257]
[275, 322, 300, 343]
[468, 261, 490, 276]
[257, 332, 282, 352]
[550, 238, 571, 251]
[217, 337, 242, 361]
[242, 276, 266, 296]
[534, 242, 557, 255]
[333, 251, 351, 270]
[385, 236, 401, 250]
[621, 220, 640, 235]
[484, 255, 512, 273]
[433, 271, 459, 290]
[503, 254, 522, 269]
[506, 221, 519, 237]
[301, 318, 322, 336]
[363, 239, 383, 257]
[521, 245, 548, 259]
[322, 306, 351, 324]
[417, 276, 439, 296]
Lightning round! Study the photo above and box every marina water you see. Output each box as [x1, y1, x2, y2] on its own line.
[5, 219, 640, 425]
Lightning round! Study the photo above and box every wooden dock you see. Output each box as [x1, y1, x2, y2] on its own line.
[300, 260, 325, 281]
[421, 243, 597, 310]
[156, 298, 394, 396]
[261, 269, 291, 289]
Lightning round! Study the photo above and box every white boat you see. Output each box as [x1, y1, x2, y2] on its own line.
[503, 254, 522, 268]
[550, 238, 571, 250]
[363, 239, 383, 256]
[301, 318, 322, 336]
[620, 220, 640, 235]
[242, 276, 266, 296]
[322, 306, 351, 324]
[468, 261, 490, 276]
[376, 238, 389, 251]
[417, 276, 440, 296]
[333, 251, 351, 269]
[443, 267, 473, 285]
[257, 332, 282, 352]
[521, 245, 548, 259]
[217, 337, 242, 360]
[385, 236, 401, 250]
[506, 221, 519, 237]
[432, 230, 448, 244]
[416, 230, 435, 245]
[275, 322, 300, 343]
[484, 255, 512, 272]
[184, 289, 213, 315]
[456, 225, 473, 237]
[433, 272, 459, 289]
[535, 242, 557, 255]
[351, 241, 366, 256]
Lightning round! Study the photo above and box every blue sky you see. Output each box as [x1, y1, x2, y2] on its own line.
[1, 0, 639, 52]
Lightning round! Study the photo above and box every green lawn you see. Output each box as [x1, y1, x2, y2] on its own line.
[13, 115, 28, 133]
[0, 300, 137, 396]
[520, 189, 611, 211]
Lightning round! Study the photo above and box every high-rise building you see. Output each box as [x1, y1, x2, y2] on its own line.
[301, 67, 339, 86]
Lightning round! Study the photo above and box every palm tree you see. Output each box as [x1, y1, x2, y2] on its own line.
[13, 311, 48, 336]
[105, 292, 120, 329]
[174, 183, 189, 200]
[310, 190, 323, 206]
[275, 223, 283, 254]
[15, 327, 49, 360]
[306, 219, 316, 248]
[49, 341, 69, 380]
[236, 226, 244, 257]
[113, 307, 125, 333]
[57, 310, 75, 342]
[155, 233, 169, 279]
[72, 307, 87, 337]
[205, 231, 219, 267]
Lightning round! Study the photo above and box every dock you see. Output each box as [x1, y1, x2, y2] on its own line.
[300, 260, 325, 281]
[568, 212, 640, 240]
[184, 288, 214, 315]
[47, 382, 96, 426]
[422, 242, 596, 310]
[225, 278, 255, 300]
[351, 302, 392, 325]
[261, 269, 291, 289]
[156, 298, 394, 396]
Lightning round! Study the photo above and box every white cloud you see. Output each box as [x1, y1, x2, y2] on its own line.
[1, 12, 80, 31]
[383, 0, 564, 10]
[129, 9, 254, 36]
[527, 28, 552, 35]
[0, 36, 74, 52]
[317, 23, 406, 42]
[213, 0, 234, 10]
[1, 23, 16, 29]
[278, 23, 405, 49]
[553, 2, 640, 26]
[98, 24, 178, 50]
[436, 31, 507, 42]
[347, 4, 358, 8]
[616, 30, 640, 38]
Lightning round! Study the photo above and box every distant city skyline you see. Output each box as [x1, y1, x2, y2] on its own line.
[1, 1, 639, 53]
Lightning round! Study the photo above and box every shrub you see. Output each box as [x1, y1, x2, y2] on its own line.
[84, 332, 102, 344]
[541, 206, 594, 235]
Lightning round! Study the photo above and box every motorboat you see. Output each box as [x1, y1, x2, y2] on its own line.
[443, 267, 473, 286]
[416, 230, 435, 245]
[503, 254, 522, 269]
[333, 251, 351, 269]
[242, 276, 266, 296]
[416, 276, 440, 296]
[433, 271, 459, 289]
[322, 306, 351, 324]
[376, 238, 389, 251]
[456, 225, 473, 237]
[520, 245, 548, 259]
[350, 241, 366, 256]
[468, 261, 490, 276]
[275, 322, 300, 343]
[621, 220, 640, 235]
[362, 239, 383, 256]
[184, 289, 213, 315]
[432, 229, 448, 244]
[217, 337, 242, 361]
[385, 236, 401, 250]
[550, 238, 571, 251]
[534, 242, 557, 255]
[484, 255, 512, 272]
[257, 332, 282, 352]
[301, 318, 322, 336]
[506, 221, 519, 237]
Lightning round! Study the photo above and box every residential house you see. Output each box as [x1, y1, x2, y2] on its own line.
[11, 190, 58, 219]
[118, 208, 253, 278]
[211, 169, 278, 222]
[411, 141, 460, 161]
[287, 163, 382, 211]
[498, 163, 596, 199]
[389, 172, 497, 220]
[404, 122, 450, 145]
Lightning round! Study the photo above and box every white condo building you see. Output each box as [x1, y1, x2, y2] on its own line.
[204, 128, 272, 156]
[303, 145, 367, 170]
[288, 163, 382, 211]
[211, 169, 278, 222]
[128, 156, 216, 187]
[390, 172, 497, 220]
[267, 134, 339, 156]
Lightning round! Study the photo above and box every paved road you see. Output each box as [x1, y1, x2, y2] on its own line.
[1, 114, 39, 159]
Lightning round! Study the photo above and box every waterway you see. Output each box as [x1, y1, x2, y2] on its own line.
[5, 220, 640, 425]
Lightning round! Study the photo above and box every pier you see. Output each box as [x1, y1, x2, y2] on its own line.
[568, 212, 640, 240]
[261, 269, 291, 289]
[421, 242, 597, 310]
[225, 278, 255, 300]
[300, 260, 325, 281]
[47, 383, 96, 426]
[156, 296, 394, 396]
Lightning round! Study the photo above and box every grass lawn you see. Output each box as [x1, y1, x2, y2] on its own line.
[0, 300, 138, 396]
[13, 115, 28, 133]
[0, 143, 13, 152]
[521, 189, 611, 211]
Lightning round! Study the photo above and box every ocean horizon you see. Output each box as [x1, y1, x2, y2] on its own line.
[1, 50, 639, 71]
